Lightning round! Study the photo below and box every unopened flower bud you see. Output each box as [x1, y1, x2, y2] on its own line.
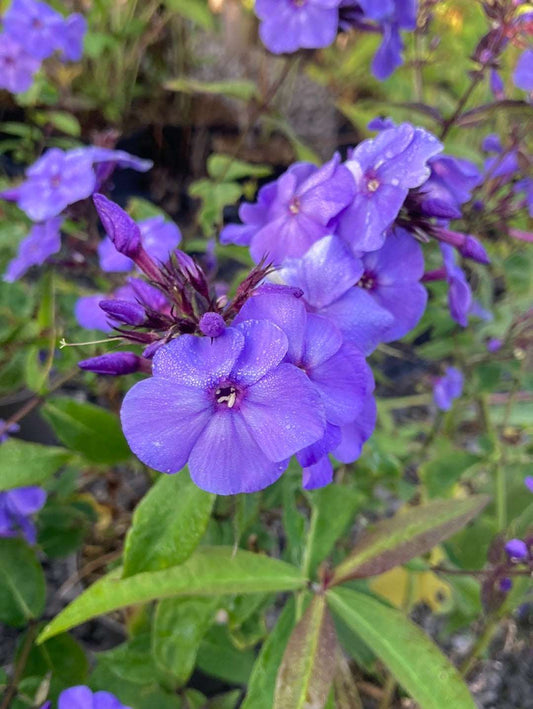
[199, 312, 226, 338]
[505, 538, 528, 561]
[78, 352, 146, 375]
[93, 194, 142, 258]
[459, 235, 490, 265]
[99, 299, 147, 326]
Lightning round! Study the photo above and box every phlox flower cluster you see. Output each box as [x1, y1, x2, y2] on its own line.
[1, 146, 152, 282]
[70, 120, 494, 496]
[254, 0, 416, 79]
[0, 0, 86, 94]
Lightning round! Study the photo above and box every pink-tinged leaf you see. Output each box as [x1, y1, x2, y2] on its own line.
[330, 495, 490, 586]
[274, 594, 337, 709]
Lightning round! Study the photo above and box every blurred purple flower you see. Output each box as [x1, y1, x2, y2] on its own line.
[221, 156, 355, 264]
[486, 338, 503, 353]
[57, 13, 87, 62]
[0, 486, 46, 544]
[514, 48, 533, 91]
[3, 217, 62, 282]
[423, 155, 482, 211]
[440, 244, 472, 327]
[255, 0, 344, 54]
[0, 420, 20, 444]
[98, 216, 182, 272]
[525, 476, 533, 493]
[3, 0, 64, 60]
[433, 366, 463, 411]
[1, 147, 152, 222]
[337, 123, 442, 252]
[120, 322, 326, 494]
[41, 685, 131, 709]
[0, 33, 41, 93]
[75, 294, 114, 333]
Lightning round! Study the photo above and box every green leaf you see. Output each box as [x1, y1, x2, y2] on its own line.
[42, 397, 131, 464]
[96, 634, 161, 686]
[123, 472, 214, 577]
[38, 502, 93, 558]
[327, 588, 475, 709]
[331, 495, 490, 585]
[22, 633, 88, 701]
[0, 538, 46, 626]
[38, 547, 305, 643]
[152, 597, 218, 685]
[303, 485, 361, 578]
[0, 439, 71, 491]
[207, 155, 273, 182]
[189, 179, 243, 234]
[274, 595, 337, 709]
[163, 0, 215, 29]
[196, 624, 256, 685]
[90, 662, 181, 709]
[164, 77, 258, 101]
[241, 598, 296, 709]
[421, 450, 480, 498]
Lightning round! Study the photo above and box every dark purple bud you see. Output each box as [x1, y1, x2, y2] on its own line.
[486, 338, 503, 353]
[421, 198, 462, 220]
[143, 340, 165, 358]
[499, 577, 512, 593]
[459, 235, 491, 265]
[0, 186, 21, 202]
[93, 194, 142, 258]
[78, 352, 146, 375]
[505, 538, 528, 561]
[99, 299, 147, 326]
[199, 312, 226, 338]
[174, 249, 201, 279]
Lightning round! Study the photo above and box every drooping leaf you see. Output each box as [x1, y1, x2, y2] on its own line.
[0, 538, 46, 626]
[38, 547, 305, 643]
[152, 597, 218, 685]
[164, 77, 258, 101]
[330, 495, 490, 585]
[0, 439, 71, 491]
[123, 472, 215, 577]
[303, 485, 361, 578]
[42, 398, 131, 464]
[241, 598, 296, 709]
[327, 587, 475, 709]
[273, 595, 337, 709]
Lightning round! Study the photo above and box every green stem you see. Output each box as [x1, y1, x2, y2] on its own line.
[0, 623, 37, 709]
[459, 616, 498, 679]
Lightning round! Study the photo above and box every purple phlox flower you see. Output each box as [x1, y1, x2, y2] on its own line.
[0, 419, 20, 444]
[336, 123, 443, 253]
[41, 685, 132, 709]
[75, 283, 136, 333]
[255, 0, 344, 54]
[0, 486, 46, 544]
[433, 366, 463, 411]
[499, 577, 512, 592]
[525, 476, 533, 493]
[514, 48, 533, 91]
[515, 178, 533, 217]
[0, 33, 41, 94]
[279, 234, 393, 354]
[221, 155, 355, 265]
[78, 352, 148, 376]
[57, 13, 87, 62]
[98, 216, 182, 273]
[364, 0, 417, 79]
[3, 0, 64, 60]
[423, 155, 482, 211]
[120, 321, 326, 494]
[440, 243, 479, 327]
[505, 538, 528, 561]
[87, 146, 152, 187]
[1, 147, 152, 222]
[482, 134, 520, 180]
[367, 116, 396, 131]
[4, 217, 62, 282]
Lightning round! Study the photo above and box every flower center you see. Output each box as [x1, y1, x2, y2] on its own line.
[292, 0, 307, 6]
[288, 197, 301, 215]
[367, 178, 380, 193]
[357, 271, 376, 290]
[215, 384, 238, 409]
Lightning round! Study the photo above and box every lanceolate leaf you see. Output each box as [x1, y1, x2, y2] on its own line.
[37, 548, 305, 644]
[330, 495, 490, 586]
[327, 587, 475, 709]
[273, 595, 337, 709]
[241, 598, 296, 709]
[0, 538, 46, 627]
[123, 472, 215, 577]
